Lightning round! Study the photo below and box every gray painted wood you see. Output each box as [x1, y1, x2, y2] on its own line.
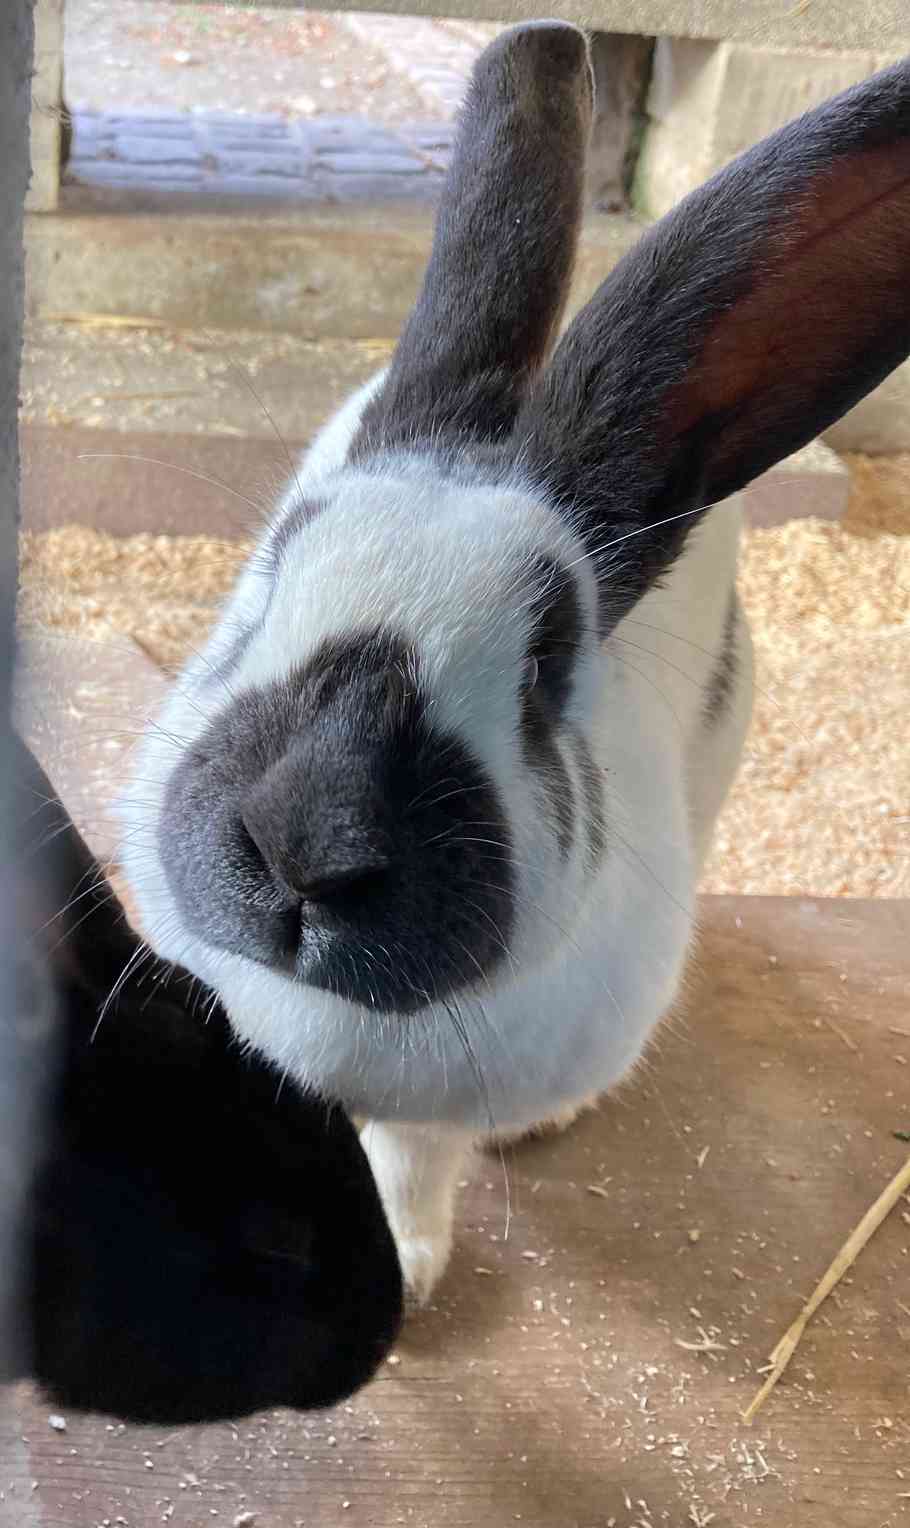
[0, 0, 38, 1384]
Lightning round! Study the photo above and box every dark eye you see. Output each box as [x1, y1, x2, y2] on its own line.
[523, 655, 539, 692]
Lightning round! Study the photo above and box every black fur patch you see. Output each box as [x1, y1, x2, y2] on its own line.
[571, 727, 607, 871]
[203, 501, 326, 688]
[9, 734, 402, 1423]
[703, 592, 740, 726]
[268, 498, 327, 568]
[161, 632, 514, 1015]
[350, 24, 592, 460]
[519, 557, 583, 860]
[525, 555, 583, 724]
[516, 57, 910, 633]
[205, 617, 262, 687]
[520, 696, 574, 860]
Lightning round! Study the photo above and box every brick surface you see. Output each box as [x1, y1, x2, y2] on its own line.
[317, 150, 426, 174]
[106, 113, 198, 138]
[112, 134, 200, 165]
[337, 12, 497, 116]
[67, 107, 453, 205]
[70, 161, 206, 187]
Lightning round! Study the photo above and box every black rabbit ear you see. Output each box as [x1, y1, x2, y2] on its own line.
[351, 22, 593, 458]
[517, 56, 910, 629]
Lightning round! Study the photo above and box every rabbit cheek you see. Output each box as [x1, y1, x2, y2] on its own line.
[158, 633, 516, 1016]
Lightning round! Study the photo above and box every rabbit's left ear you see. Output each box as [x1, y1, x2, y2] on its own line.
[351, 22, 593, 457]
[517, 56, 910, 629]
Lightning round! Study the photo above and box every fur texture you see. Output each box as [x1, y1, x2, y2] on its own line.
[117, 29, 910, 1301]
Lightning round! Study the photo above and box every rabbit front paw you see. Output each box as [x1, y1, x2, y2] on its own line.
[360, 1120, 471, 1306]
[393, 1225, 454, 1307]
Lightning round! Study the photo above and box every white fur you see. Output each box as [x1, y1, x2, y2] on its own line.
[359, 1120, 471, 1305]
[117, 374, 752, 1300]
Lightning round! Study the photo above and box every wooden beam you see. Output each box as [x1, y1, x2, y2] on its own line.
[0, 0, 38, 1382]
[164, 0, 910, 53]
[25, 0, 64, 214]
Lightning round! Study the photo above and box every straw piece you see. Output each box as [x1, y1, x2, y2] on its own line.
[743, 1152, 910, 1423]
[40, 312, 173, 329]
[823, 1016, 859, 1052]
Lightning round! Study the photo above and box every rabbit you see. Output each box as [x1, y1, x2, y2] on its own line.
[5, 728, 402, 1421]
[116, 22, 910, 1304]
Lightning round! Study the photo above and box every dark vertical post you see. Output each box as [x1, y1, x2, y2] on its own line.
[0, 0, 39, 1382]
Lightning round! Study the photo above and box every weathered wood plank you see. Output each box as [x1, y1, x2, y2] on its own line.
[165, 0, 910, 53]
[7, 893, 909, 1526]
[25, 0, 64, 214]
[24, 203, 641, 339]
[0, 0, 38, 1396]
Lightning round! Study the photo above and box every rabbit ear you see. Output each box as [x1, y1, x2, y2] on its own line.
[517, 56, 910, 628]
[351, 22, 593, 457]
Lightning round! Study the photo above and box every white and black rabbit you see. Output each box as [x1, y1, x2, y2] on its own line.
[5, 730, 402, 1420]
[118, 23, 910, 1302]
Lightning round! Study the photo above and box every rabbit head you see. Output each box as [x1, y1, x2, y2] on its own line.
[118, 25, 910, 1125]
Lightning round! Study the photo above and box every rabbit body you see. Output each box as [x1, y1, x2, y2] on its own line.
[117, 25, 910, 1300]
[118, 385, 752, 1298]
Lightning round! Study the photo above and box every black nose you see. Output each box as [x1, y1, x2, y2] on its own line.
[241, 763, 392, 918]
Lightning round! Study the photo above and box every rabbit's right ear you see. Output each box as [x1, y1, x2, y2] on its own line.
[351, 22, 593, 458]
[517, 55, 910, 631]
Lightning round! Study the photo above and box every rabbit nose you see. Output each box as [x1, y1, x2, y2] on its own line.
[240, 777, 393, 915]
[294, 862, 391, 901]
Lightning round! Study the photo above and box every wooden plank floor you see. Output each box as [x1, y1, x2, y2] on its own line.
[3, 894, 909, 1528]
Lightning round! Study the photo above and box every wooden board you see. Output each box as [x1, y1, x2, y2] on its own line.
[3, 894, 909, 1528]
[161, 0, 910, 53]
[25, 0, 63, 215]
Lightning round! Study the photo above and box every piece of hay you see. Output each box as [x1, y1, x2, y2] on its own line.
[39, 312, 173, 329]
[743, 1150, 910, 1423]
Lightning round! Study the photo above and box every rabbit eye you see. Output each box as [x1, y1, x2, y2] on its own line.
[523, 655, 540, 692]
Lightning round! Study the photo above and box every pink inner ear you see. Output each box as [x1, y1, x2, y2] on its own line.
[663, 140, 910, 454]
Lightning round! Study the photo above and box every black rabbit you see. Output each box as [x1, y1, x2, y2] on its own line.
[5, 729, 402, 1423]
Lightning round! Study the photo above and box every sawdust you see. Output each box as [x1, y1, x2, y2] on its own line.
[16, 451, 910, 899]
[705, 451, 910, 897]
[18, 525, 248, 672]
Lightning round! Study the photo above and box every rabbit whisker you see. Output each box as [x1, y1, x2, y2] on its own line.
[227, 354, 306, 513]
[76, 452, 267, 523]
[91, 939, 157, 1043]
